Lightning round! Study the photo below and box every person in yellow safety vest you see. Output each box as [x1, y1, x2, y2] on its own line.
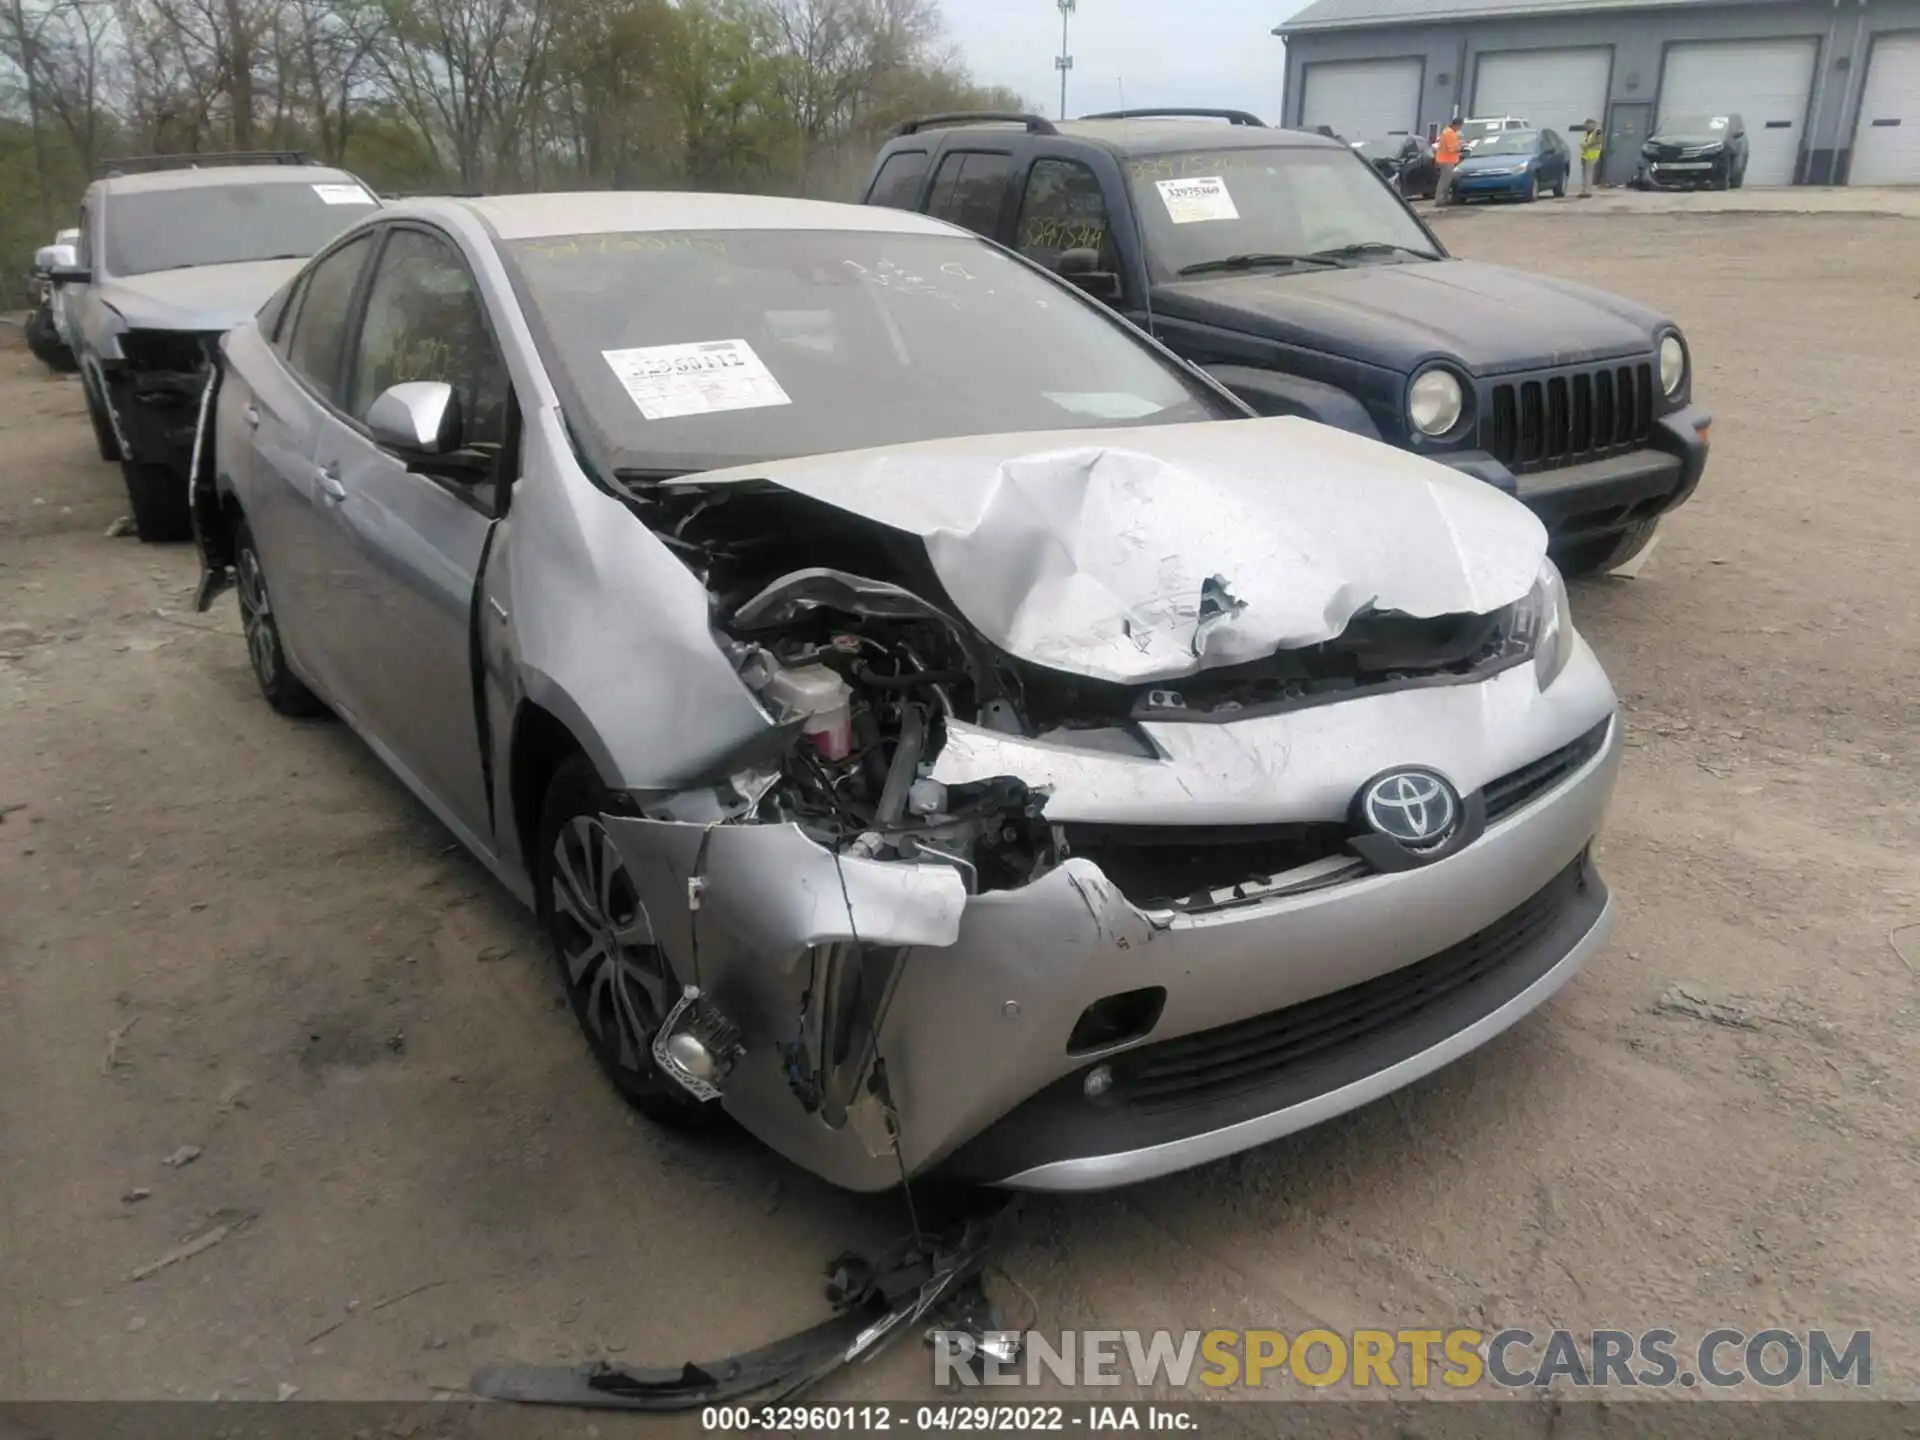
[1580, 119, 1604, 196]
[1434, 117, 1464, 206]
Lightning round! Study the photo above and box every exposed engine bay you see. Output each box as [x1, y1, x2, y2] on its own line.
[634, 479, 1544, 902]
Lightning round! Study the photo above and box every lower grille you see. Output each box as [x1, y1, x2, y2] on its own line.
[1062, 822, 1352, 911]
[1483, 363, 1655, 474]
[1119, 856, 1588, 1113]
[1484, 718, 1611, 822]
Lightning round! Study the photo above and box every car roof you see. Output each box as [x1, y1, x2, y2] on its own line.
[436, 190, 960, 240]
[891, 119, 1345, 159]
[99, 164, 364, 195]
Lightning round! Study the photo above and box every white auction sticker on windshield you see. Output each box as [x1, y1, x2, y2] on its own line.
[1155, 176, 1239, 224]
[312, 183, 375, 205]
[602, 339, 793, 421]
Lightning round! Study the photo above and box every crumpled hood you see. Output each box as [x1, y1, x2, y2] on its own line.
[102, 258, 304, 332]
[1151, 260, 1663, 373]
[686, 417, 1546, 685]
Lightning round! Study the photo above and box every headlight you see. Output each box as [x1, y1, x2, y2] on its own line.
[1508, 559, 1574, 689]
[1658, 333, 1686, 397]
[1408, 369, 1463, 437]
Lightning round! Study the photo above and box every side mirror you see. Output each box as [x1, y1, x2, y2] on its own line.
[1057, 247, 1121, 303]
[48, 263, 91, 286]
[366, 381, 458, 455]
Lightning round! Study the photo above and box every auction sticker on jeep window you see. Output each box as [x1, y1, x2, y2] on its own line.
[312, 183, 376, 205]
[602, 339, 793, 421]
[1155, 176, 1239, 224]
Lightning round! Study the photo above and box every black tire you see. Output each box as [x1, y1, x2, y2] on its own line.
[122, 459, 193, 542]
[1552, 172, 1567, 198]
[83, 372, 122, 462]
[233, 518, 328, 717]
[537, 754, 722, 1128]
[1712, 169, 1731, 192]
[1731, 166, 1746, 190]
[1555, 518, 1662, 579]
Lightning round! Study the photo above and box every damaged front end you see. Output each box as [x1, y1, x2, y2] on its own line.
[589, 452, 1566, 1190]
[102, 327, 222, 471]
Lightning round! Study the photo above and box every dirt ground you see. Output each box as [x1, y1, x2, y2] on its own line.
[3, 208, 1918, 1413]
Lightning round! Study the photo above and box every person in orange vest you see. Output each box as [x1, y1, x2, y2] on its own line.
[1434, 117, 1464, 206]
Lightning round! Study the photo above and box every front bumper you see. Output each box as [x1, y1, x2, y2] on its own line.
[102, 364, 208, 473]
[1453, 170, 1533, 199]
[1639, 155, 1731, 188]
[599, 645, 1622, 1193]
[1442, 404, 1711, 544]
[950, 850, 1611, 1190]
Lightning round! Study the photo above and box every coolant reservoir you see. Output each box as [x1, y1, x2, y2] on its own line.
[759, 664, 854, 761]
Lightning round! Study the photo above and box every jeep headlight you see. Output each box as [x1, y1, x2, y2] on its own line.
[1658, 332, 1687, 397]
[1512, 559, 1575, 689]
[1408, 368, 1464, 437]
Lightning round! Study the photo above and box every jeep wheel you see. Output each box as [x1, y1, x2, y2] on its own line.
[234, 520, 328, 717]
[537, 755, 722, 1129]
[122, 460, 193, 542]
[1555, 518, 1661, 579]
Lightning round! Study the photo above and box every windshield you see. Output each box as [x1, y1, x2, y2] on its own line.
[103, 180, 378, 277]
[1660, 115, 1730, 137]
[1124, 146, 1436, 282]
[1468, 131, 1540, 157]
[503, 229, 1237, 475]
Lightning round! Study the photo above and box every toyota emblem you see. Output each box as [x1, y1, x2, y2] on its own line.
[1359, 769, 1462, 850]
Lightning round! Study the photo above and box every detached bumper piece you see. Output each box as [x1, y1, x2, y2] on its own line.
[470, 1203, 1015, 1410]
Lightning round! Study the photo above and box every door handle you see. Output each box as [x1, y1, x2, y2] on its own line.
[315, 463, 346, 503]
[243, 404, 261, 428]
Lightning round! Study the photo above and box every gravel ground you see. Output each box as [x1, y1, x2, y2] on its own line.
[2, 208, 1917, 1411]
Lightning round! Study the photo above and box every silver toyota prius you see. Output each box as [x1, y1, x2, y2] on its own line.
[201, 191, 1622, 1193]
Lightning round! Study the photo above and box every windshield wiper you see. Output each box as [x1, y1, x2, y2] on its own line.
[1306, 242, 1438, 263]
[1176, 252, 1340, 277]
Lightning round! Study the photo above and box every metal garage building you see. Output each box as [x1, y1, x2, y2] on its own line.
[1277, 0, 1920, 185]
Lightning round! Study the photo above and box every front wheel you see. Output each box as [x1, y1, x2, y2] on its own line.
[538, 755, 722, 1128]
[1552, 170, 1568, 198]
[234, 519, 328, 716]
[122, 460, 193, 542]
[1555, 518, 1662, 579]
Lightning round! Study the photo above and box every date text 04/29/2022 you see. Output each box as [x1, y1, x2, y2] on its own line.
[700, 1404, 1193, 1432]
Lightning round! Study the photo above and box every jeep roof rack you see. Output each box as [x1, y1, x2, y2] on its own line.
[894, 111, 1059, 137]
[94, 151, 316, 178]
[1079, 108, 1268, 127]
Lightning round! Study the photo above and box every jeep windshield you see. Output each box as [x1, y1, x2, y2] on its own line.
[1127, 147, 1438, 282]
[104, 180, 377, 278]
[502, 228, 1240, 477]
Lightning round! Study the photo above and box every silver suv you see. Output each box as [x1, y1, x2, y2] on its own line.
[50, 151, 379, 540]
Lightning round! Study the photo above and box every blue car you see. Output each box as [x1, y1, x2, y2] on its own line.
[1451, 128, 1571, 203]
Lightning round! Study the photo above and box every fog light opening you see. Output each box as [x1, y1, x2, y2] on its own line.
[1083, 1065, 1114, 1100]
[1066, 986, 1166, 1055]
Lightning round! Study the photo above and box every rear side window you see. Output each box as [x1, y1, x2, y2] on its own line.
[926, 152, 1014, 237]
[1015, 159, 1117, 270]
[284, 233, 373, 404]
[867, 150, 930, 209]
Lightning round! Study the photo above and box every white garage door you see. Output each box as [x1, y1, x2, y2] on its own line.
[1300, 58, 1422, 143]
[1851, 33, 1920, 185]
[1473, 48, 1611, 136]
[1659, 39, 1818, 186]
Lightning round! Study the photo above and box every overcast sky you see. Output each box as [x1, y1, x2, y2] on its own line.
[941, 0, 1299, 121]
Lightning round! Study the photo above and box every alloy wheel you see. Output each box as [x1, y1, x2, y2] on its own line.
[235, 543, 278, 689]
[549, 815, 671, 1073]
